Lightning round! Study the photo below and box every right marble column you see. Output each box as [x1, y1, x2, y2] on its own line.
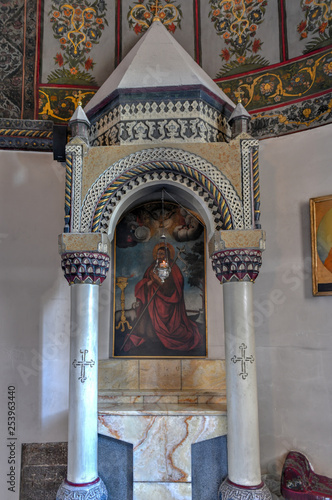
[211, 241, 272, 500]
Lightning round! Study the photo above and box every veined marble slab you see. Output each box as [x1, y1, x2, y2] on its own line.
[98, 412, 227, 482]
[98, 359, 226, 393]
[134, 482, 191, 500]
[98, 402, 227, 416]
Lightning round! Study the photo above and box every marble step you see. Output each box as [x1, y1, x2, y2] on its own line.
[98, 390, 227, 406]
[98, 401, 227, 416]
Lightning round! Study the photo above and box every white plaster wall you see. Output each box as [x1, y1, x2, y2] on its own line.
[257, 123, 332, 477]
[0, 151, 69, 499]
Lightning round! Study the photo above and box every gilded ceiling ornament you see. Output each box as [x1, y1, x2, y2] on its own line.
[128, 0, 182, 34]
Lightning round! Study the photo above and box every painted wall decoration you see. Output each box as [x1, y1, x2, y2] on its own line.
[38, 88, 96, 122]
[297, 0, 332, 54]
[113, 200, 207, 358]
[0, 0, 331, 148]
[208, 0, 270, 77]
[217, 47, 332, 110]
[127, 0, 182, 34]
[0, 0, 39, 120]
[310, 194, 332, 296]
[48, 0, 108, 85]
[249, 90, 332, 138]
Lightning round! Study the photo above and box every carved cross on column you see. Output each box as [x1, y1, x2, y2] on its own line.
[231, 343, 254, 380]
[72, 349, 95, 383]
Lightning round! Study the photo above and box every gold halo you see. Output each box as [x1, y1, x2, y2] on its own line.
[153, 242, 175, 260]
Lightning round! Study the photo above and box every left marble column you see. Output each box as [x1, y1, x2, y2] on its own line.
[57, 234, 110, 500]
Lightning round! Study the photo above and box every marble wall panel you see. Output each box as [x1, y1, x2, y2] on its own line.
[182, 359, 226, 392]
[140, 360, 181, 390]
[98, 359, 139, 390]
[98, 359, 227, 394]
[143, 395, 179, 404]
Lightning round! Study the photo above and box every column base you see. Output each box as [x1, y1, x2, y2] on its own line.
[219, 478, 272, 500]
[56, 477, 107, 499]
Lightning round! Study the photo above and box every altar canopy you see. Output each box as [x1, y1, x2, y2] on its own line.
[56, 16, 269, 500]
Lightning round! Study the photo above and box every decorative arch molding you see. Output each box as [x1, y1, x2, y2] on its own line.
[80, 147, 244, 233]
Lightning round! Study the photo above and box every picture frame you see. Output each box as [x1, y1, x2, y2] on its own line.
[310, 194, 332, 296]
[112, 200, 207, 358]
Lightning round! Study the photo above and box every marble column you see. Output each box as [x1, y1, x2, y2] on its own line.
[211, 246, 271, 500]
[56, 242, 110, 500]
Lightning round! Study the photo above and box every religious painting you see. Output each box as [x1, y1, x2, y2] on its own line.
[310, 195, 332, 296]
[113, 200, 207, 357]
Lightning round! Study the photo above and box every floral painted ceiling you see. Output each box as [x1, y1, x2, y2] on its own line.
[1, 0, 331, 150]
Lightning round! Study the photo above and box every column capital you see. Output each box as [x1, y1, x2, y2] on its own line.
[209, 229, 265, 284]
[212, 248, 262, 283]
[59, 233, 111, 285]
[61, 251, 110, 285]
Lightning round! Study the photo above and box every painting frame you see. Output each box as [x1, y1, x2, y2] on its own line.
[310, 194, 332, 296]
[112, 200, 208, 358]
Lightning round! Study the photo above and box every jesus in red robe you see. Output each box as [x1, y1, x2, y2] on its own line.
[131, 245, 202, 351]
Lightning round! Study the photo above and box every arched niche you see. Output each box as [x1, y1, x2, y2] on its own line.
[97, 179, 225, 360]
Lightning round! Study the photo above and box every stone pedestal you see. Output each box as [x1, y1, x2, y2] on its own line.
[56, 234, 110, 500]
[98, 359, 228, 499]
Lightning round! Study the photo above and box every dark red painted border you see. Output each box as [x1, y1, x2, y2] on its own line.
[279, 0, 288, 62]
[116, 0, 122, 67]
[40, 83, 98, 90]
[34, 0, 42, 120]
[228, 479, 264, 490]
[194, 0, 201, 65]
[65, 477, 100, 488]
[21, 0, 27, 119]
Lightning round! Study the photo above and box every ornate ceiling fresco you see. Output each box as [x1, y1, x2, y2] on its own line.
[0, 0, 331, 150]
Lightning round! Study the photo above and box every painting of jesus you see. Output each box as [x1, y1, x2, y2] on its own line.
[113, 200, 207, 357]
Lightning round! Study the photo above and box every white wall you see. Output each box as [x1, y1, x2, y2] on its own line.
[0, 151, 69, 499]
[257, 124, 332, 477]
[0, 124, 331, 497]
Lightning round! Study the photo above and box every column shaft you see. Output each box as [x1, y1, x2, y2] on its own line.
[68, 283, 99, 483]
[223, 281, 261, 486]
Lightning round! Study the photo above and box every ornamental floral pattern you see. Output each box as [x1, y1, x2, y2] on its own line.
[48, 0, 108, 85]
[216, 48, 332, 110]
[209, 0, 269, 77]
[250, 92, 332, 138]
[38, 88, 96, 121]
[127, 0, 182, 35]
[297, 0, 332, 54]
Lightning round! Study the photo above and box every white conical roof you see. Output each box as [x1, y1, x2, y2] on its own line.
[69, 104, 90, 125]
[229, 101, 251, 121]
[85, 20, 235, 115]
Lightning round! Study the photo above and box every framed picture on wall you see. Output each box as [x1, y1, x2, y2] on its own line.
[112, 200, 207, 357]
[310, 194, 332, 296]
